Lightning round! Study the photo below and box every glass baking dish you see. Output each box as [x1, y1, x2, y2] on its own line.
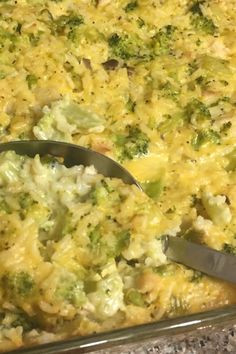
[6, 304, 236, 354]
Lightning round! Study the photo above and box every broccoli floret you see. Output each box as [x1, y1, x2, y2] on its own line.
[142, 179, 163, 200]
[190, 2, 217, 35]
[125, 288, 145, 307]
[26, 74, 38, 89]
[192, 15, 217, 35]
[18, 192, 39, 219]
[0, 71, 6, 79]
[191, 129, 220, 150]
[11, 312, 36, 332]
[90, 183, 110, 206]
[89, 225, 101, 246]
[189, 1, 203, 15]
[185, 98, 211, 123]
[18, 192, 36, 209]
[2, 271, 35, 298]
[0, 198, 11, 213]
[33, 98, 105, 141]
[115, 125, 150, 161]
[126, 97, 136, 112]
[160, 82, 180, 101]
[153, 25, 176, 55]
[56, 274, 86, 307]
[115, 230, 130, 254]
[108, 33, 148, 60]
[108, 33, 133, 59]
[124, 1, 138, 12]
[0, 27, 16, 43]
[54, 13, 84, 38]
[89, 223, 130, 258]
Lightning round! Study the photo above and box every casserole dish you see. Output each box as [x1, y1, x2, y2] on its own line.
[5, 304, 236, 354]
[1, 0, 236, 352]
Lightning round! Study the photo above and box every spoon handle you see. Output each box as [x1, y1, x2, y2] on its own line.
[163, 236, 236, 284]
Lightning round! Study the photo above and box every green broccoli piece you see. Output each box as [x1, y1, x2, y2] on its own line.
[33, 98, 105, 141]
[159, 82, 180, 101]
[89, 225, 101, 246]
[18, 192, 38, 219]
[11, 312, 36, 332]
[56, 15, 84, 31]
[89, 223, 130, 257]
[26, 74, 38, 89]
[124, 1, 138, 12]
[54, 13, 84, 37]
[115, 125, 150, 161]
[0, 198, 11, 213]
[125, 288, 145, 307]
[90, 184, 109, 206]
[185, 98, 211, 123]
[191, 129, 220, 150]
[190, 2, 217, 35]
[18, 192, 36, 209]
[108, 33, 134, 60]
[189, 1, 203, 15]
[142, 179, 163, 200]
[192, 15, 217, 35]
[115, 230, 130, 254]
[153, 25, 176, 55]
[126, 97, 136, 112]
[0, 71, 6, 79]
[56, 275, 86, 307]
[0, 27, 17, 43]
[2, 271, 35, 298]
[108, 33, 148, 60]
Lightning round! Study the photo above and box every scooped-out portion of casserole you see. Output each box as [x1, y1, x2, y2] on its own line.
[0, 0, 236, 351]
[0, 151, 235, 352]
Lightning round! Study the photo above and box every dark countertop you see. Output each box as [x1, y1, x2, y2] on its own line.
[94, 326, 236, 353]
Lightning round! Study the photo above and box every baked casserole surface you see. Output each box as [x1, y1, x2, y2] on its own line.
[0, 0, 236, 351]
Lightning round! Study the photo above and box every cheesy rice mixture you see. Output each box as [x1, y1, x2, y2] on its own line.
[1, 0, 236, 351]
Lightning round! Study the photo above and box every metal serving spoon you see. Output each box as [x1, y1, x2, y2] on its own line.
[1, 140, 236, 284]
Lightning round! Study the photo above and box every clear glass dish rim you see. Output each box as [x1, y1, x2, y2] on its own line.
[6, 304, 236, 354]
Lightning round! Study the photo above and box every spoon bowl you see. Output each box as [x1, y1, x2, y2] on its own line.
[0, 140, 141, 188]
